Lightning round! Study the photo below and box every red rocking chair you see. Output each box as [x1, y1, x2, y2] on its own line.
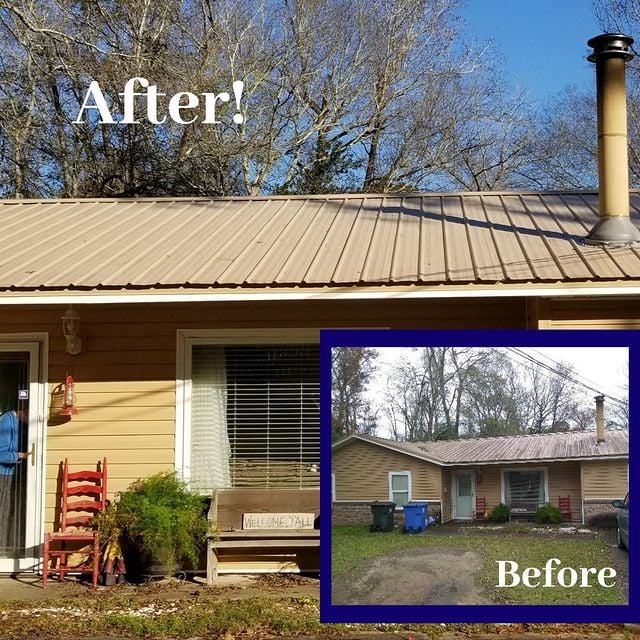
[475, 495, 487, 520]
[43, 458, 107, 587]
[559, 495, 572, 522]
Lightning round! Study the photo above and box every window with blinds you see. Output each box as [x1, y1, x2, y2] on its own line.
[504, 469, 546, 506]
[191, 344, 320, 492]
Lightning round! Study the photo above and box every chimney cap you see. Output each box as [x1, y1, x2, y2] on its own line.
[588, 33, 634, 62]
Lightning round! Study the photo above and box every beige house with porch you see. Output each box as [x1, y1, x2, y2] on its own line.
[0, 32, 638, 575]
[332, 430, 629, 525]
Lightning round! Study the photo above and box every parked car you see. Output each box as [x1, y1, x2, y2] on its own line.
[611, 493, 629, 550]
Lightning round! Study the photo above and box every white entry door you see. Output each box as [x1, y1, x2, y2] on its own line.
[0, 342, 45, 573]
[453, 471, 475, 520]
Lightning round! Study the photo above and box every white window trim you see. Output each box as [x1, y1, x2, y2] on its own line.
[175, 328, 319, 486]
[500, 466, 549, 505]
[388, 470, 412, 507]
[331, 473, 336, 502]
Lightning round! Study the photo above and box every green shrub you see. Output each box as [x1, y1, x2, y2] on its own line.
[534, 503, 563, 524]
[99, 472, 209, 573]
[488, 503, 509, 523]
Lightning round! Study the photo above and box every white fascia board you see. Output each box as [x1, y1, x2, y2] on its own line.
[2, 284, 640, 305]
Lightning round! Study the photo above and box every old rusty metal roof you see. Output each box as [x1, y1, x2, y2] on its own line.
[336, 430, 629, 465]
[2, 191, 640, 293]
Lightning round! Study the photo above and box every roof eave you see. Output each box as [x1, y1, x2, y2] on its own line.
[3, 282, 640, 306]
[332, 435, 628, 467]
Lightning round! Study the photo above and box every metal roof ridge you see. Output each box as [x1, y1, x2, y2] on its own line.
[0, 189, 621, 206]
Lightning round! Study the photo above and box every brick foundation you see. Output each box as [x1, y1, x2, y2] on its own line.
[332, 501, 442, 526]
[331, 502, 371, 525]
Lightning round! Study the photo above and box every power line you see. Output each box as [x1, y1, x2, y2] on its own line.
[525, 347, 627, 400]
[502, 347, 627, 408]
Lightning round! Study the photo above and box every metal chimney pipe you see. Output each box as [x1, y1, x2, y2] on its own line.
[595, 394, 606, 443]
[586, 33, 640, 246]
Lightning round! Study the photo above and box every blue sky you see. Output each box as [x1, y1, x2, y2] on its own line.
[461, 0, 601, 102]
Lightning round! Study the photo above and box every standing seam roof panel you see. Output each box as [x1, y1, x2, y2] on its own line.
[520, 194, 594, 280]
[360, 199, 402, 283]
[189, 199, 282, 283]
[331, 198, 382, 283]
[15, 201, 143, 287]
[124, 200, 238, 284]
[501, 195, 564, 280]
[476, 195, 532, 281]
[304, 199, 361, 284]
[3, 192, 640, 290]
[460, 195, 505, 282]
[275, 199, 342, 283]
[418, 197, 447, 282]
[221, 199, 308, 284]
[246, 199, 321, 284]
[79, 201, 200, 285]
[442, 196, 475, 281]
[389, 197, 422, 283]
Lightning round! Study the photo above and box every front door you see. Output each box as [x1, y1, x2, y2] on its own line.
[453, 471, 475, 520]
[0, 342, 44, 572]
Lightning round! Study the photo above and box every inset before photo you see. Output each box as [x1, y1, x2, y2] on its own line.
[331, 345, 629, 607]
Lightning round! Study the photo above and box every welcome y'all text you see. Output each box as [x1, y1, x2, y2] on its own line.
[496, 558, 617, 588]
[73, 77, 245, 125]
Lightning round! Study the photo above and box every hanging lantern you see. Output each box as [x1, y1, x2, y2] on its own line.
[59, 375, 78, 416]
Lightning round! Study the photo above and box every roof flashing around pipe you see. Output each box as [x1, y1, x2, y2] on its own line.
[585, 216, 640, 247]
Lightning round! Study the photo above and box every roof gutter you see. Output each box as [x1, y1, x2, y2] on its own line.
[3, 284, 640, 305]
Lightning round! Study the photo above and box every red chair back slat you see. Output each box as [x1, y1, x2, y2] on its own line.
[60, 458, 107, 533]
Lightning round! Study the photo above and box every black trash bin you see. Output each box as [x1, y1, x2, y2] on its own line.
[369, 501, 396, 532]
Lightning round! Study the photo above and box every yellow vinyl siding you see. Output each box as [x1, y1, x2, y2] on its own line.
[2, 296, 630, 536]
[472, 466, 501, 511]
[3, 298, 527, 534]
[581, 460, 628, 499]
[547, 462, 581, 518]
[333, 439, 441, 502]
[538, 297, 640, 329]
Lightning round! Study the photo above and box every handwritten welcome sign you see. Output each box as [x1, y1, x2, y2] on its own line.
[242, 513, 315, 530]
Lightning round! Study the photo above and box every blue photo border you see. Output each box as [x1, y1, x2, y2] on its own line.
[320, 329, 638, 624]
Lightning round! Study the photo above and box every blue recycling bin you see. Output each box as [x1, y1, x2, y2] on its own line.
[402, 502, 428, 534]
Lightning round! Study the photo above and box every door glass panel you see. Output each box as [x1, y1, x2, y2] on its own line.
[457, 474, 472, 497]
[0, 352, 29, 558]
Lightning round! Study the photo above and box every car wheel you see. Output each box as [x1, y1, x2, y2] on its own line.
[617, 527, 627, 550]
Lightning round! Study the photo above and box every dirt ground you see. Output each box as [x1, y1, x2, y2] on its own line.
[332, 546, 490, 605]
[0, 572, 320, 603]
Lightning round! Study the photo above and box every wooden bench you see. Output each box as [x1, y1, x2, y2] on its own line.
[207, 488, 319, 583]
[508, 502, 539, 522]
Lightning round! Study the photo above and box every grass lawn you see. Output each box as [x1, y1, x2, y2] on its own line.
[332, 525, 625, 605]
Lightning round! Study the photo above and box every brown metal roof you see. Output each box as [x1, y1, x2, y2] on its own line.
[2, 191, 640, 292]
[337, 430, 629, 465]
